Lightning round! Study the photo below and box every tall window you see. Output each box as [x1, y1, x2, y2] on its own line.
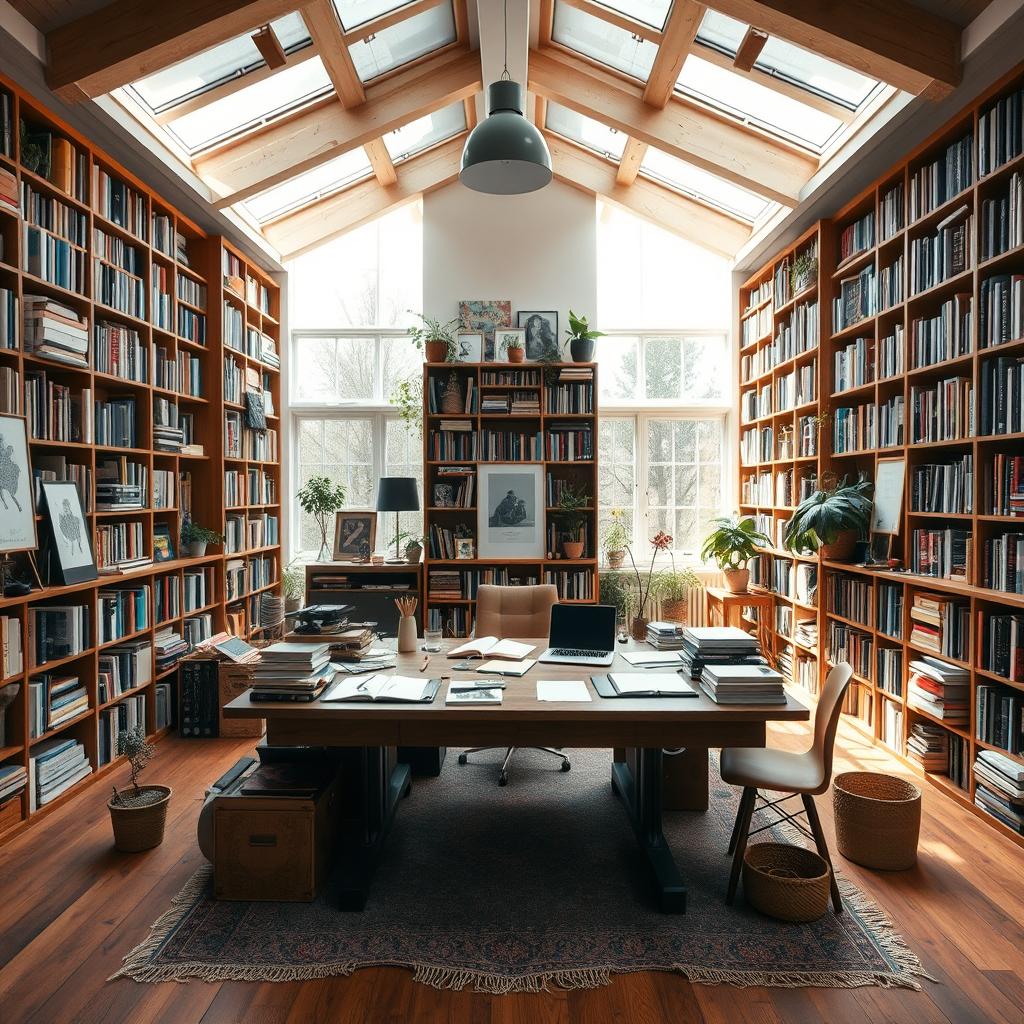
[288, 203, 424, 557]
[596, 203, 732, 562]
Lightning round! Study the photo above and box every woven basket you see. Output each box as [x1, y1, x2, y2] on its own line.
[660, 598, 688, 624]
[108, 786, 171, 852]
[833, 772, 921, 870]
[742, 842, 831, 922]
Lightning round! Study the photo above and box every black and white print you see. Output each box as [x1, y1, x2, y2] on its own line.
[0, 415, 37, 553]
[478, 465, 543, 559]
[41, 480, 96, 584]
[518, 311, 560, 361]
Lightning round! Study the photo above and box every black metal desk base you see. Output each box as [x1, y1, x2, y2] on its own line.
[612, 748, 687, 913]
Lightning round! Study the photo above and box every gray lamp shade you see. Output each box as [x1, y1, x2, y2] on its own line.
[376, 477, 420, 513]
[460, 80, 552, 195]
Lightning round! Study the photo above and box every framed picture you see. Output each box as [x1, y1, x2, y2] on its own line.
[870, 458, 905, 535]
[455, 330, 484, 363]
[459, 300, 511, 360]
[478, 464, 544, 559]
[494, 327, 526, 361]
[40, 480, 96, 585]
[153, 523, 175, 562]
[455, 538, 475, 560]
[333, 510, 376, 561]
[0, 415, 38, 553]
[518, 311, 560, 361]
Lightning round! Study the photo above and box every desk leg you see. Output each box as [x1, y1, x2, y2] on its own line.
[612, 748, 687, 913]
[331, 746, 412, 911]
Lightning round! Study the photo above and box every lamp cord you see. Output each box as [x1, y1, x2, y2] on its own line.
[501, 0, 511, 80]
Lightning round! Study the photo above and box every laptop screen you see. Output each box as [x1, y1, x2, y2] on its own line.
[549, 603, 616, 651]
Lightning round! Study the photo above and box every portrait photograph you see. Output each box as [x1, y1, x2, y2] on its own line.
[0, 414, 37, 554]
[477, 464, 543, 559]
[455, 331, 483, 363]
[459, 299, 511, 360]
[518, 311, 560, 361]
[40, 480, 96, 585]
[334, 510, 377, 561]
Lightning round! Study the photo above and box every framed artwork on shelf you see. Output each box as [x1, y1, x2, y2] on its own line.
[459, 300, 511, 360]
[39, 480, 96, 585]
[870, 457, 906, 535]
[494, 327, 526, 361]
[455, 331, 484, 363]
[478, 464, 544, 559]
[518, 311, 560, 361]
[333, 510, 376, 561]
[153, 523, 176, 562]
[0, 414, 38, 554]
[455, 538, 475, 559]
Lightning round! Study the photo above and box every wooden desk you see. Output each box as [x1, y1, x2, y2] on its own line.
[225, 639, 807, 913]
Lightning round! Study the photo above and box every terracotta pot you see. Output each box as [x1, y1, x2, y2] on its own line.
[108, 786, 171, 852]
[631, 615, 649, 641]
[405, 544, 422, 564]
[606, 549, 625, 569]
[563, 540, 585, 559]
[660, 598, 688, 624]
[723, 568, 750, 594]
[819, 529, 858, 562]
[507, 347, 525, 363]
[425, 339, 448, 362]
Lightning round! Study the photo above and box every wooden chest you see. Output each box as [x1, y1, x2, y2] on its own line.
[213, 775, 340, 901]
[218, 663, 265, 738]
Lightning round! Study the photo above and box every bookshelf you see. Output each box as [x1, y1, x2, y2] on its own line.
[0, 72, 283, 844]
[422, 361, 599, 637]
[736, 60, 1024, 848]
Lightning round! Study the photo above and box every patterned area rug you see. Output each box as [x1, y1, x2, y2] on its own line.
[114, 748, 929, 993]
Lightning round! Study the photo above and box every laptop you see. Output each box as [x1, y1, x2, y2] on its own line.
[538, 604, 617, 667]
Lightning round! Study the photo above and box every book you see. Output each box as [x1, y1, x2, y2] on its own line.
[476, 658, 536, 677]
[447, 637, 535, 660]
[607, 673, 697, 696]
[445, 684, 502, 705]
[322, 675, 436, 703]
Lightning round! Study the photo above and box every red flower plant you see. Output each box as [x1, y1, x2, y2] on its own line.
[626, 531, 675, 619]
[651, 531, 673, 551]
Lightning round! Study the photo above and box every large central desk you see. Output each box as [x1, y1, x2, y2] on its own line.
[224, 638, 808, 913]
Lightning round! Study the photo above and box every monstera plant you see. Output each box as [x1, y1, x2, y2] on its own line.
[783, 478, 873, 561]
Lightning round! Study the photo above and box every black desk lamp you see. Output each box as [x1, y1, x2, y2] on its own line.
[376, 477, 420, 563]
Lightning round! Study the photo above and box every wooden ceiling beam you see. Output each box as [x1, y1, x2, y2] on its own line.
[642, 1, 705, 108]
[538, 0, 554, 46]
[529, 47, 813, 205]
[453, 0, 470, 44]
[344, 0, 448, 44]
[197, 47, 481, 206]
[46, 0, 300, 102]
[251, 23, 287, 69]
[733, 26, 768, 73]
[545, 133, 750, 258]
[558, 0, 662, 44]
[616, 137, 648, 186]
[302, 0, 365, 108]
[364, 138, 398, 186]
[264, 133, 465, 258]
[704, 0, 961, 96]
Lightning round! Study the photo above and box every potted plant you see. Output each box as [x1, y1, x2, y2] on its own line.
[700, 516, 772, 594]
[390, 375, 423, 435]
[283, 562, 305, 613]
[791, 250, 818, 294]
[108, 726, 170, 852]
[603, 508, 630, 569]
[565, 309, 603, 362]
[784, 478, 873, 562]
[401, 534, 423, 563]
[598, 569, 638, 624]
[180, 519, 224, 558]
[297, 475, 347, 562]
[499, 330, 526, 363]
[408, 312, 460, 363]
[626, 530, 674, 639]
[553, 483, 590, 559]
[650, 563, 701, 624]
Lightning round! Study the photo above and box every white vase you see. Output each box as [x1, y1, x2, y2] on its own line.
[397, 615, 418, 654]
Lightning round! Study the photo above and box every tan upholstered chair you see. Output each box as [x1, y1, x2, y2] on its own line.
[458, 584, 567, 786]
[721, 662, 853, 912]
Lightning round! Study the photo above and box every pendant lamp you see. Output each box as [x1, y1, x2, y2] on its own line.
[460, 0, 552, 194]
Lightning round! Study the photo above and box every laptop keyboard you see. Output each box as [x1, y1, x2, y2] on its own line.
[550, 647, 603, 657]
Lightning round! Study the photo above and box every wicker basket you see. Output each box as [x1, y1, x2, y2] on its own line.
[742, 842, 831, 922]
[108, 786, 172, 852]
[833, 772, 921, 870]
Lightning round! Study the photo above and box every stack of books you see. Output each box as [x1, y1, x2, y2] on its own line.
[23, 295, 89, 367]
[907, 720, 950, 772]
[678, 626, 765, 681]
[700, 663, 787, 705]
[428, 571, 463, 599]
[909, 593, 968, 658]
[0, 763, 27, 806]
[29, 674, 88, 737]
[323, 627, 375, 661]
[907, 655, 969, 724]
[154, 626, 189, 670]
[481, 393, 509, 414]
[646, 621, 687, 650]
[29, 738, 92, 811]
[249, 642, 334, 702]
[0, 165, 17, 214]
[974, 750, 1024, 834]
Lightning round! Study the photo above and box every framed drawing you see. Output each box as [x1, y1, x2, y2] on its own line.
[494, 327, 526, 361]
[455, 538, 475, 559]
[40, 480, 96, 585]
[871, 458, 905, 535]
[153, 523, 175, 562]
[0, 414, 37, 553]
[478, 464, 544, 559]
[459, 300, 511, 360]
[333, 510, 376, 561]
[455, 330, 483, 363]
[518, 311, 560, 361]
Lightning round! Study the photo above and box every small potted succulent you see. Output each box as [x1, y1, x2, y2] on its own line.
[403, 534, 423, 564]
[700, 516, 772, 594]
[603, 508, 630, 569]
[180, 519, 224, 558]
[409, 312, 460, 363]
[108, 726, 171, 852]
[497, 328, 526, 363]
[565, 309, 603, 362]
[553, 483, 590, 559]
[297, 475, 347, 562]
[784, 478, 873, 562]
[283, 562, 305, 613]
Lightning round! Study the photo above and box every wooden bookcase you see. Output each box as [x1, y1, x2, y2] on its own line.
[422, 361, 599, 638]
[0, 72, 283, 844]
[736, 61, 1024, 848]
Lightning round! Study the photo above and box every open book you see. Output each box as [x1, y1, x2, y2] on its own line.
[447, 637, 536, 660]
[321, 675, 437, 703]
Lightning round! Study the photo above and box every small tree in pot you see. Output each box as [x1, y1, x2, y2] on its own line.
[181, 519, 224, 557]
[783, 478, 873, 561]
[565, 309, 603, 362]
[409, 312, 460, 363]
[108, 726, 170, 852]
[297, 475, 347, 562]
[553, 483, 590, 558]
[603, 508, 630, 568]
[701, 516, 772, 594]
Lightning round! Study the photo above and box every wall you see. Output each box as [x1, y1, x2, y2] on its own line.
[422, 178, 597, 337]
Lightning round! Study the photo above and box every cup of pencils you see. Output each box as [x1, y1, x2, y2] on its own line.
[395, 596, 418, 653]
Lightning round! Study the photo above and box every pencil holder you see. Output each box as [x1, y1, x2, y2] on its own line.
[397, 615, 418, 653]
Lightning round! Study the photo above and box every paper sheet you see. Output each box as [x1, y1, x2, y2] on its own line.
[536, 680, 592, 702]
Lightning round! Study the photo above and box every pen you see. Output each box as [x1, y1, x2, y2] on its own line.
[420, 655, 430, 673]
[451, 683, 507, 692]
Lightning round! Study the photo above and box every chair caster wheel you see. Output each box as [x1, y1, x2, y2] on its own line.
[457, 753, 468, 765]
[560, 761, 571, 772]
[498, 774, 508, 786]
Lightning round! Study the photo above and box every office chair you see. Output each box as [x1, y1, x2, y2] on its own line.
[720, 662, 854, 912]
[457, 584, 570, 786]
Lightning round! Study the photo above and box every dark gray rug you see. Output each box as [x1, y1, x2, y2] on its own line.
[113, 748, 928, 993]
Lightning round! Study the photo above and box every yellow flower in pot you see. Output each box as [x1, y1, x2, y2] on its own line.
[700, 516, 772, 594]
[603, 508, 630, 569]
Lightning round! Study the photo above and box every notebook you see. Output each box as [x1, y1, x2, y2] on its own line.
[607, 673, 698, 697]
[446, 683, 503, 704]
[621, 650, 684, 666]
[477, 658, 536, 677]
[447, 637, 536, 660]
[321, 675, 438, 703]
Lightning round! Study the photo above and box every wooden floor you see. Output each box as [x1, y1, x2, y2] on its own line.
[2, 720, 1024, 1024]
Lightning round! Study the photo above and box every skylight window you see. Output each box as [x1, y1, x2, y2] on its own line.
[131, 13, 310, 113]
[546, 102, 626, 160]
[677, 56, 843, 151]
[165, 58, 332, 153]
[349, 1, 456, 82]
[333, 0, 416, 31]
[595, 0, 672, 31]
[639, 147, 772, 222]
[383, 102, 466, 162]
[695, 11, 877, 109]
[242, 148, 375, 223]
[552, 1, 657, 81]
